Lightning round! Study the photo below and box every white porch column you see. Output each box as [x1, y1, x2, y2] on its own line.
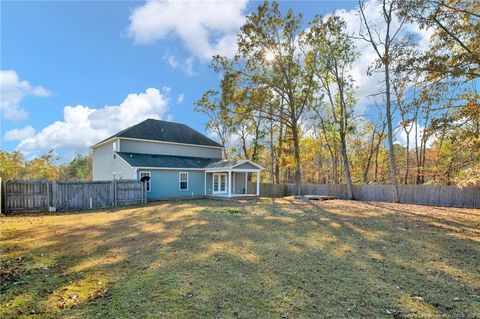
[204, 171, 207, 196]
[245, 172, 248, 194]
[228, 170, 232, 197]
[256, 171, 260, 196]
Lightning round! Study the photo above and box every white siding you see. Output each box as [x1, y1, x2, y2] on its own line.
[113, 154, 136, 180]
[92, 141, 115, 181]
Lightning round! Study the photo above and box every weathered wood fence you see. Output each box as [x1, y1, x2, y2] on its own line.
[249, 182, 480, 208]
[1, 180, 146, 213]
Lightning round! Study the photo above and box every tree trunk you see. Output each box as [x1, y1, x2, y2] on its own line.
[404, 131, 410, 184]
[275, 119, 283, 184]
[332, 153, 339, 184]
[363, 128, 377, 184]
[269, 118, 275, 184]
[291, 120, 302, 195]
[384, 61, 400, 202]
[415, 119, 421, 184]
[374, 145, 380, 183]
[340, 132, 354, 199]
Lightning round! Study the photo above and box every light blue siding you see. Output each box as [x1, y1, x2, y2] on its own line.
[120, 139, 222, 159]
[205, 173, 213, 195]
[139, 169, 205, 199]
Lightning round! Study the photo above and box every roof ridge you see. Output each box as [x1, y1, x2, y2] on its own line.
[92, 118, 223, 148]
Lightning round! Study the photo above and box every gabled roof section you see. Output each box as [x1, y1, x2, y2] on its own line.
[92, 119, 223, 148]
[117, 152, 220, 169]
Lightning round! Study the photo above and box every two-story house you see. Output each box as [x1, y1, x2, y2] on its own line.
[91, 119, 263, 200]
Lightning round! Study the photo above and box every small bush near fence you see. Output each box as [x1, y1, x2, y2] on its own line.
[1, 180, 146, 213]
[249, 182, 480, 208]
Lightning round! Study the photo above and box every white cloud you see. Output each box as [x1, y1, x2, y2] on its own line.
[128, 0, 247, 60]
[165, 55, 195, 76]
[0, 70, 50, 121]
[4, 126, 36, 141]
[177, 93, 184, 104]
[15, 88, 170, 157]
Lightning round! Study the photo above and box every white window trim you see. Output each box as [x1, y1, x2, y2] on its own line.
[140, 171, 151, 192]
[212, 173, 227, 194]
[179, 172, 188, 191]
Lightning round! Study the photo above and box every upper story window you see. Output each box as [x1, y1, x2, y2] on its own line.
[179, 172, 188, 190]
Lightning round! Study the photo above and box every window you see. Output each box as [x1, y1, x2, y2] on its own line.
[179, 172, 188, 190]
[140, 171, 151, 192]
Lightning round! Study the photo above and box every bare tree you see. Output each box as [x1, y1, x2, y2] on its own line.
[359, 0, 408, 202]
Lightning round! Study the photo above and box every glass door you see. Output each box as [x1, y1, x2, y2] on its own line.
[213, 173, 227, 194]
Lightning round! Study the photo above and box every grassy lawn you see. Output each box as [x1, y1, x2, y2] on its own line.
[1, 198, 479, 318]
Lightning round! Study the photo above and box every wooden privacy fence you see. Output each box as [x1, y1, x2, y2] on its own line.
[2, 180, 146, 213]
[249, 182, 480, 208]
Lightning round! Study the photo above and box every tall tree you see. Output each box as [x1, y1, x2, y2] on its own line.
[211, 1, 316, 195]
[359, 0, 410, 202]
[306, 15, 358, 199]
[195, 90, 234, 159]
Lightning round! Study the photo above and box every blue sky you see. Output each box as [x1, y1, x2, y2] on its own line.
[2, 0, 418, 162]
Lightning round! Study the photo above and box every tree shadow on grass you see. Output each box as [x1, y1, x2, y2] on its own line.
[1, 199, 479, 318]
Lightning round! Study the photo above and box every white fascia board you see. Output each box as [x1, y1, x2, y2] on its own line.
[91, 138, 116, 149]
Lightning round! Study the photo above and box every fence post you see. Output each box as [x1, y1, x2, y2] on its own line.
[52, 181, 57, 211]
[46, 181, 50, 210]
[113, 180, 117, 207]
[3, 180, 7, 214]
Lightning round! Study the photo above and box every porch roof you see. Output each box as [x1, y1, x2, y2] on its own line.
[204, 160, 263, 171]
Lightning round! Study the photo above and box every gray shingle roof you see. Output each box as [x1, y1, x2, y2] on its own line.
[204, 160, 249, 169]
[93, 119, 223, 148]
[117, 152, 220, 169]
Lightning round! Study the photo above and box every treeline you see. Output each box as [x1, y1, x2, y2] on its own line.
[0, 150, 92, 181]
[195, 0, 480, 197]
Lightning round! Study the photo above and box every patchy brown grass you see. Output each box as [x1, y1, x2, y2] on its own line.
[1, 198, 479, 318]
